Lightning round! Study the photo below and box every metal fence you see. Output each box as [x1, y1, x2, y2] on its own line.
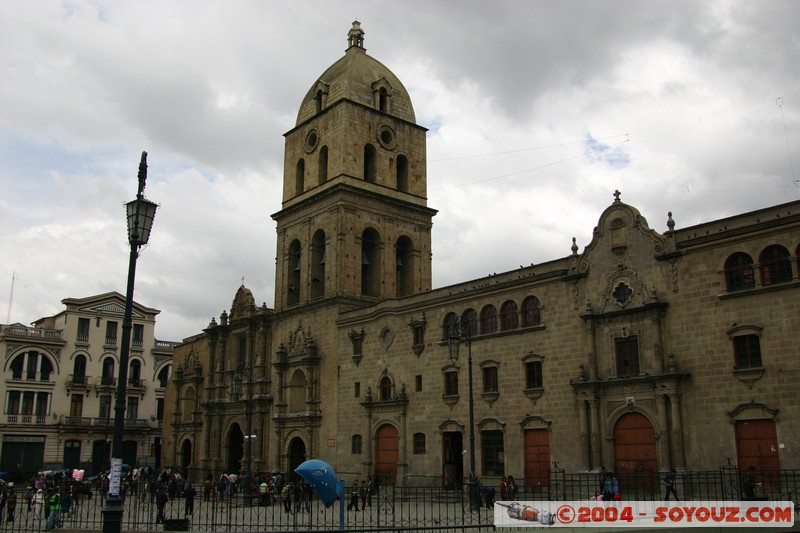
[2, 467, 797, 532]
[1, 485, 494, 532]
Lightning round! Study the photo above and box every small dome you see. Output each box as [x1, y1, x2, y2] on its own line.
[295, 21, 416, 125]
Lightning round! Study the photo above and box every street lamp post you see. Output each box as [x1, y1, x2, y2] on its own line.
[234, 366, 256, 506]
[102, 152, 158, 533]
[448, 315, 481, 511]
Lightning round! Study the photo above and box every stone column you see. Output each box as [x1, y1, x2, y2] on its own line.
[670, 394, 685, 470]
[657, 394, 670, 469]
[589, 398, 603, 469]
[578, 399, 591, 470]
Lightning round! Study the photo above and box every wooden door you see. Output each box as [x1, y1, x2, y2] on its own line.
[524, 429, 550, 488]
[613, 413, 657, 491]
[735, 419, 780, 491]
[375, 424, 399, 485]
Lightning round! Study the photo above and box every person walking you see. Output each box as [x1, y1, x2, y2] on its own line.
[32, 488, 45, 520]
[292, 482, 302, 513]
[5, 487, 16, 523]
[0, 486, 6, 523]
[281, 482, 292, 513]
[346, 480, 359, 511]
[359, 481, 368, 510]
[664, 469, 680, 501]
[155, 485, 168, 524]
[45, 488, 60, 530]
[184, 483, 196, 515]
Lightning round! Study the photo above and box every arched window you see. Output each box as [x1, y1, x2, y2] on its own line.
[10, 351, 53, 381]
[462, 309, 478, 338]
[413, 433, 426, 454]
[102, 357, 115, 385]
[288, 370, 306, 413]
[442, 312, 458, 340]
[314, 90, 324, 114]
[500, 300, 519, 331]
[379, 87, 389, 112]
[379, 376, 392, 401]
[311, 230, 326, 299]
[288, 239, 302, 306]
[351, 434, 363, 454]
[480, 305, 498, 334]
[759, 245, 792, 285]
[129, 359, 142, 387]
[318, 145, 328, 185]
[295, 158, 305, 196]
[157, 365, 172, 388]
[724, 252, 755, 292]
[396, 154, 408, 192]
[395, 236, 413, 297]
[361, 228, 381, 296]
[72, 354, 87, 384]
[521, 296, 542, 326]
[364, 144, 377, 183]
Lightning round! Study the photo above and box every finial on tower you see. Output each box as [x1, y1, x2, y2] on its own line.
[347, 20, 365, 50]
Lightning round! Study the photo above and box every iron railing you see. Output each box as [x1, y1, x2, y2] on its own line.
[1, 467, 795, 532]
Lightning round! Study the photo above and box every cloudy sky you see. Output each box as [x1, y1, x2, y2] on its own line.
[2, 1, 798, 341]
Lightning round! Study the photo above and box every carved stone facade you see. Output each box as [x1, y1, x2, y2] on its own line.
[163, 22, 800, 488]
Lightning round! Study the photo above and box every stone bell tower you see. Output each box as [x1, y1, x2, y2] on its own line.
[272, 21, 436, 311]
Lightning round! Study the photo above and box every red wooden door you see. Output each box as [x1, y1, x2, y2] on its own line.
[735, 419, 780, 491]
[375, 424, 399, 485]
[613, 413, 657, 491]
[524, 429, 550, 488]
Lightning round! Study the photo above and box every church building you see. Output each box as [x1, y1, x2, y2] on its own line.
[162, 22, 800, 489]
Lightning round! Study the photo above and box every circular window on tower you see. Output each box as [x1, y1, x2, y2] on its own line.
[377, 124, 397, 150]
[305, 128, 319, 153]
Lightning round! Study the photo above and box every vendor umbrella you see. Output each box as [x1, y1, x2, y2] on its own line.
[295, 459, 338, 507]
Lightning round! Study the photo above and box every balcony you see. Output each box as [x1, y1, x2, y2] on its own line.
[94, 376, 117, 396]
[123, 418, 150, 429]
[104, 336, 118, 350]
[153, 339, 179, 356]
[66, 374, 91, 393]
[94, 415, 112, 425]
[128, 378, 147, 398]
[6, 414, 48, 424]
[63, 416, 93, 427]
[0, 324, 64, 343]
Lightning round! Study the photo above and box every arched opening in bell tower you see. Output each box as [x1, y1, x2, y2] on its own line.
[287, 240, 301, 306]
[396, 154, 408, 192]
[364, 144, 377, 183]
[311, 230, 326, 299]
[395, 236, 413, 296]
[361, 228, 381, 296]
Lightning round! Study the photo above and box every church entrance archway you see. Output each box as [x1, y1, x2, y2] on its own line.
[288, 437, 307, 482]
[375, 424, 399, 485]
[181, 439, 192, 477]
[228, 424, 243, 474]
[613, 412, 657, 492]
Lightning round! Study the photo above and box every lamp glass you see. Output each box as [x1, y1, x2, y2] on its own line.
[448, 335, 460, 362]
[126, 198, 158, 246]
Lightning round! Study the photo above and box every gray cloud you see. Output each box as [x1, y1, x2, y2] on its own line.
[1, 0, 798, 340]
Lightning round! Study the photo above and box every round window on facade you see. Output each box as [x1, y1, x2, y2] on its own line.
[377, 125, 396, 150]
[305, 129, 319, 153]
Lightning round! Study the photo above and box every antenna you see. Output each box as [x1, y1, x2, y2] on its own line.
[6, 271, 15, 324]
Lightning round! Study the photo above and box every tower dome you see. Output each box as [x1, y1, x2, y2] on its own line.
[295, 21, 416, 126]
